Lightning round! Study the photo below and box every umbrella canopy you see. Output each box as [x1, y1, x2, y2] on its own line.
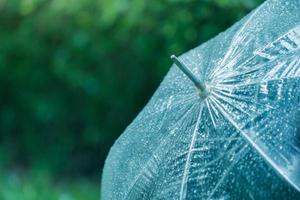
[102, 0, 300, 199]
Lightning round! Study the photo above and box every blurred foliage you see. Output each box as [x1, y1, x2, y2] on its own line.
[0, 0, 263, 195]
[0, 167, 99, 200]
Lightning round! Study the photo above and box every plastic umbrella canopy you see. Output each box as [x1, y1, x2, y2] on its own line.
[102, 0, 300, 199]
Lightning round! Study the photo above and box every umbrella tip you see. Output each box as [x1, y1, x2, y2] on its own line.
[170, 54, 207, 95]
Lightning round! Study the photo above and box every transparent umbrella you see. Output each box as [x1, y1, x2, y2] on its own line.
[102, 0, 300, 199]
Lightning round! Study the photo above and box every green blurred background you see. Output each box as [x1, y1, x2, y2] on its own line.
[0, 0, 263, 199]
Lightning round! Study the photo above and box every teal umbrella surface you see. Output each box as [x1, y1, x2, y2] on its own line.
[102, 0, 300, 199]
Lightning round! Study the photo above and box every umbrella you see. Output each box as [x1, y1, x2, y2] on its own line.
[102, 0, 300, 199]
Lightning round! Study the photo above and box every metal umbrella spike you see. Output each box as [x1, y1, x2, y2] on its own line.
[102, 0, 300, 199]
[170, 55, 206, 93]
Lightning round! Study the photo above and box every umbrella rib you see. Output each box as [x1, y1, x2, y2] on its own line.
[213, 88, 276, 111]
[205, 98, 218, 129]
[179, 103, 204, 200]
[210, 92, 253, 119]
[208, 96, 244, 132]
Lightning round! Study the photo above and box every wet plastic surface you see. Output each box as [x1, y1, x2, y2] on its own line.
[102, 0, 300, 199]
